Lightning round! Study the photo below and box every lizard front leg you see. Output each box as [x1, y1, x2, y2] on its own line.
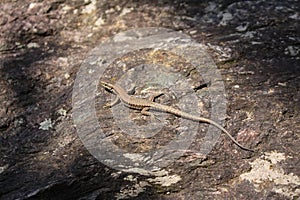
[141, 107, 161, 122]
[148, 92, 164, 102]
[103, 96, 120, 108]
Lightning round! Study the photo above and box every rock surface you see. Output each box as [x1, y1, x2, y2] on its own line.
[0, 0, 299, 199]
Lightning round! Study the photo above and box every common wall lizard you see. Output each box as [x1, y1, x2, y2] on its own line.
[100, 81, 254, 152]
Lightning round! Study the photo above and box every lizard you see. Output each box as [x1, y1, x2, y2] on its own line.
[100, 81, 254, 152]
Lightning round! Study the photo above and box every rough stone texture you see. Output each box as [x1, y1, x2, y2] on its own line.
[0, 0, 299, 199]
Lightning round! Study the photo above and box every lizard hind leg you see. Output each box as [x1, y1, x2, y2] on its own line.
[141, 107, 161, 122]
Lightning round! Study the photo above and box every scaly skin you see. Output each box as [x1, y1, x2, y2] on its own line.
[100, 81, 254, 152]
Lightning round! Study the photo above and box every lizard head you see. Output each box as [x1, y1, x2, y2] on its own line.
[100, 81, 115, 92]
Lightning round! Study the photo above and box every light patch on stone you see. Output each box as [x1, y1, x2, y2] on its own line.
[219, 12, 233, 26]
[240, 151, 300, 199]
[123, 168, 169, 177]
[289, 13, 300, 20]
[147, 174, 181, 187]
[95, 17, 105, 26]
[121, 168, 180, 187]
[119, 7, 134, 17]
[123, 153, 146, 162]
[81, 0, 97, 14]
[0, 164, 8, 174]
[27, 42, 40, 48]
[242, 31, 256, 39]
[124, 175, 137, 182]
[28, 3, 42, 12]
[62, 5, 72, 11]
[57, 108, 67, 116]
[39, 118, 53, 130]
[64, 73, 70, 79]
[123, 168, 153, 176]
[284, 46, 299, 56]
[236, 23, 249, 32]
